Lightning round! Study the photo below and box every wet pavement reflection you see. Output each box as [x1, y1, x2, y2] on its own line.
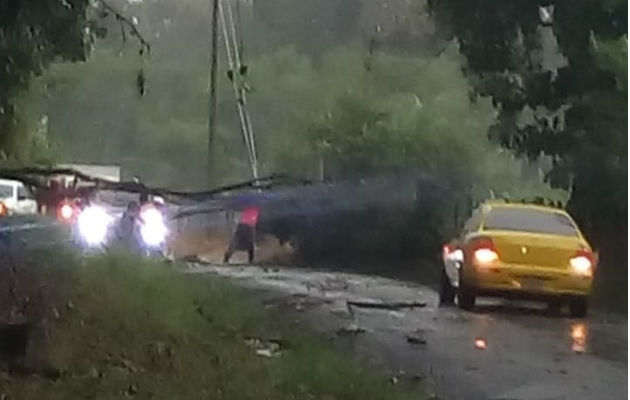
[186, 263, 628, 400]
[571, 322, 587, 353]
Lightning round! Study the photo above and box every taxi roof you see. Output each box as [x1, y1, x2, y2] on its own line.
[481, 200, 567, 214]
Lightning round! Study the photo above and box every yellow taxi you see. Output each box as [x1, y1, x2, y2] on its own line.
[440, 201, 596, 317]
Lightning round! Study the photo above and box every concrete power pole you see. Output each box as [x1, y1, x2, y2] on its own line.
[208, 0, 220, 183]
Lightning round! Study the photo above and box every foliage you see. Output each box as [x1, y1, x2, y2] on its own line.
[0, 0, 89, 158]
[260, 45, 564, 202]
[18, 1, 563, 197]
[0, 0, 150, 165]
[427, 0, 627, 257]
[2, 250, 424, 400]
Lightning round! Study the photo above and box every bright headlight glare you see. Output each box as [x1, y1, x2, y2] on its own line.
[570, 256, 592, 275]
[77, 206, 111, 246]
[140, 208, 163, 226]
[140, 208, 167, 246]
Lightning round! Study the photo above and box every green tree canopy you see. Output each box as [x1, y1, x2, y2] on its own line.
[428, 0, 627, 255]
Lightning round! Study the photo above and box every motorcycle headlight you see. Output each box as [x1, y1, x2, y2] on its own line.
[77, 206, 112, 246]
[139, 208, 167, 246]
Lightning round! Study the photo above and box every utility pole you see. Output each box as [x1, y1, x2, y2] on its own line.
[219, 0, 259, 179]
[208, 0, 220, 183]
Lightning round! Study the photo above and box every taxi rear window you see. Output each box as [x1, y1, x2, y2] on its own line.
[482, 208, 578, 237]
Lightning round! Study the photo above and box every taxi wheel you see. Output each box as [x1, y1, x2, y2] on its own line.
[439, 269, 455, 305]
[546, 299, 562, 314]
[457, 288, 475, 310]
[457, 273, 475, 310]
[569, 297, 588, 318]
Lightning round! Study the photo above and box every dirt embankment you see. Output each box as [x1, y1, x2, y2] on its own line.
[169, 228, 299, 266]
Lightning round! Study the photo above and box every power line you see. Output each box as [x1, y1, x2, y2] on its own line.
[218, 0, 259, 179]
[224, 0, 258, 175]
[208, 0, 220, 182]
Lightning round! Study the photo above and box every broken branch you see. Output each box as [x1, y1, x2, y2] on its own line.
[346, 300, 427, 310]
[97, 0, 151, 56]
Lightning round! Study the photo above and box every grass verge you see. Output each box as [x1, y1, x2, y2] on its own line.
[1, 250, 425, 400]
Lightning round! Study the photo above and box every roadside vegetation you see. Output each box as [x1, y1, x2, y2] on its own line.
[0, 250, 423, 400]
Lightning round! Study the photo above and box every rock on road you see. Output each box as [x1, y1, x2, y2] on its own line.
[186, 263, 627, 400]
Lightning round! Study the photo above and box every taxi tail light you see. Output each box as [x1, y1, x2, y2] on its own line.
[570, 249, 594, 276]
[0, 201, 7, 216]
[471, 237, 499, 265]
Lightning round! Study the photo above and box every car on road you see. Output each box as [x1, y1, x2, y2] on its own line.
[440, 200, 596, 317]
[0, 179, 37, 216]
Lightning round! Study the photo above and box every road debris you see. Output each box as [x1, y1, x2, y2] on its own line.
[388, 310, 405, 319]
[389, 369, 409, 385]
[336, 323, 366, 336]
[89, 367, 102, 379]
[263, 294, 331, 311]
[117, 357, 140, 373]
[346, 300, 427, 311]
[245, 337, 282, 358]
[124, 383, 138, 397]
[411, 373, 425, 382]
[181, 254, 202, 263]
[255, 349, 276, 358]
[322, 277, 349, 291]
[406, 331, 428, 345]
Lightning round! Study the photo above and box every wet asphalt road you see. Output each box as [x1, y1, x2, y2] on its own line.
[186, 264, 628, 400]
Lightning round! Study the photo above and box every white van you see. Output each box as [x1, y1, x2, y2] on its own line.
[0, 179, 37, 215]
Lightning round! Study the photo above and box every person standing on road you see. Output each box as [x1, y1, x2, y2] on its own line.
[224, 206, 259, 264]
[41, 179, 63, 217]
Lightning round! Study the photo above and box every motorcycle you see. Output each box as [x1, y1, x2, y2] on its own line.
[71, 201, 168, 256]
[131, 204, 169, 257]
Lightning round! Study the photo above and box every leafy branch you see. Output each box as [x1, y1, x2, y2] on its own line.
[94, 0, 151, 96]
[95, 0, 151, 57]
